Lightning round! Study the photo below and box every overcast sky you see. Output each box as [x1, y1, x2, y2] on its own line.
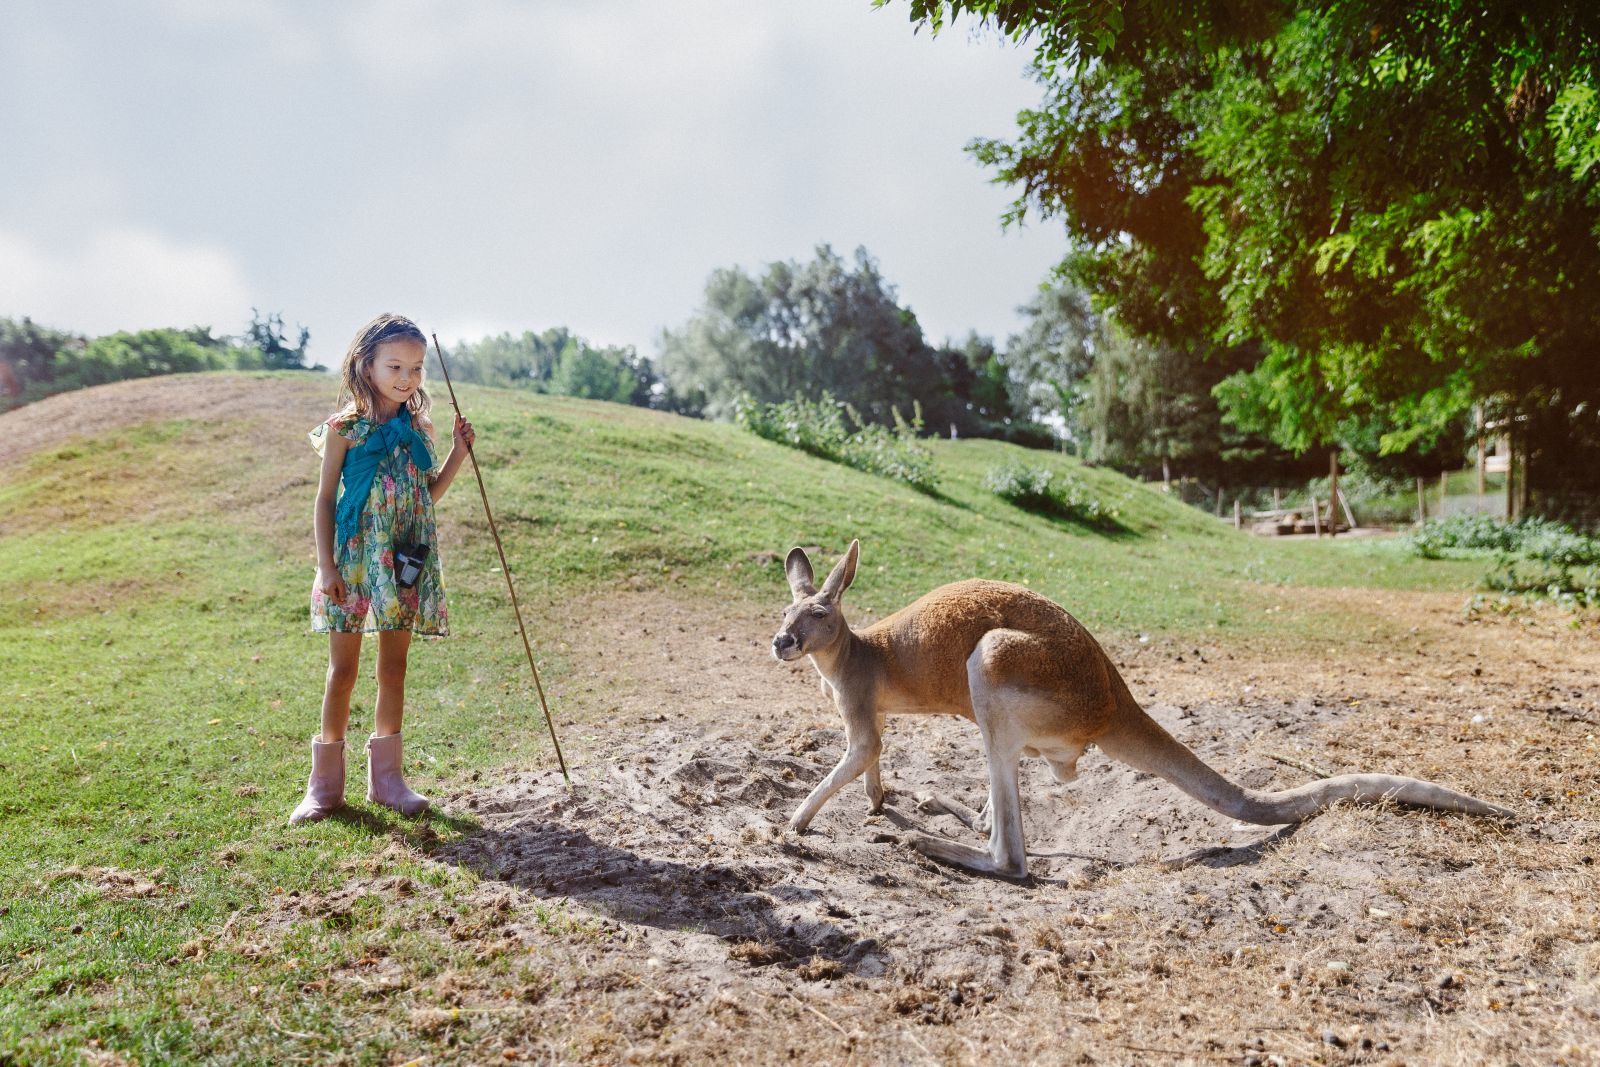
[0, 0, 1064, 368]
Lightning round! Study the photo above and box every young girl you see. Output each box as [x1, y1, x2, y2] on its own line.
[290, 313, 476, 825]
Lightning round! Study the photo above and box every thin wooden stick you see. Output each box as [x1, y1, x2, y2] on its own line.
[430, 334, 570, 785]
[1264, 750, 1333, 780]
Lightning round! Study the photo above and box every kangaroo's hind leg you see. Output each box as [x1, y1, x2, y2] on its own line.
[907, 637, 1036, 878]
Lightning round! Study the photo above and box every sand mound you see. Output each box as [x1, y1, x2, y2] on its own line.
[434, 697, 1456, 1000]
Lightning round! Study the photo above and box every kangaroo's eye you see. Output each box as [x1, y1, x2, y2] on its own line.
[807, 607, 828, 619]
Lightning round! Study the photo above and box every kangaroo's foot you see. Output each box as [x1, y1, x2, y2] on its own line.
[865, 765, 886, 814]
[905, 832, 1028, 881]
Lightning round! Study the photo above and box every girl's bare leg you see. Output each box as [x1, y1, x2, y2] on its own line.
[374, 629, 413, 737]
[320, 632, 363, 742]
[368, 629, 428, 814]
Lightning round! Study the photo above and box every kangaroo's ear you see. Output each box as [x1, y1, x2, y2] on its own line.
[819, 539, 860, 601]
[785, 547, 816, 601]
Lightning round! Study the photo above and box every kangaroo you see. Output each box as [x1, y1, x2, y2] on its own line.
[771, 540, 1514, 879]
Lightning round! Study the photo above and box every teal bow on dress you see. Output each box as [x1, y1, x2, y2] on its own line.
[335, 409, 435, 547]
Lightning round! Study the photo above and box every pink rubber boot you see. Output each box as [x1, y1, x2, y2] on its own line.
[366, 732, 430, 815]
[288, 736, 346, 825]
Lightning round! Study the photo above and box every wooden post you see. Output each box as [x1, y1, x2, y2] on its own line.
[1162, 455, 1171, 492]
[1311, 496, 1323, 537]
[1215, 486, 1223, 517]
[1516, 442, 1528, 521]
[1273, 487, 1282, 511]
[1505, 430, 1517, 521]
[1439, 470, 1450, 518]
[1233, 498, 1242, 530]
[1416, 477, 1427, 523]
[1475, 404, 1486, 498]
[1328, 451, 1340, 538]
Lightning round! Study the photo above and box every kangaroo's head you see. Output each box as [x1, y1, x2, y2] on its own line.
[772, 539, 859, 662]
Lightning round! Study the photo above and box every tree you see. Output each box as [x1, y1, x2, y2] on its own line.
[661, 245, 933, 423]
[0, 317, 82, 408]
[51, 329, 232, 391]
[660, 244, 1042, 439]
[889, 0, 1600, 507]
[433, 329, 571, 389]
[434, 328, 662, 408]
[243, 309, 311, 370]
[551, 341, 645, 403]
[1003, 283, 1100, 445]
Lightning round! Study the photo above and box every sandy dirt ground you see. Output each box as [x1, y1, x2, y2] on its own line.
[259, 591, 1600, 1066]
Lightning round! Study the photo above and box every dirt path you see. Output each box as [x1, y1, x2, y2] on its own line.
[252, 589, 1600, 1065]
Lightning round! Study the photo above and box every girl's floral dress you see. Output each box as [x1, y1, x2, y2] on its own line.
[308, 409, 449, 636]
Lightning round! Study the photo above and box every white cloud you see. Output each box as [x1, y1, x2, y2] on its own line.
[0, 227, 254, 336]
[1, 1, 1062, 362]
[331, 0, 778, 88]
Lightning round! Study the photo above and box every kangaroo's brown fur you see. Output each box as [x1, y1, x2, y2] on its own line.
[772, 540, 1514, 879]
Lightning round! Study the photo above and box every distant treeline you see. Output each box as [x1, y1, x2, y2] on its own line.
[433, 245, 1057, 449]
[3, 244, 1474, 501]
[425, 327, 658, 410]
[0, 310, 313, 411]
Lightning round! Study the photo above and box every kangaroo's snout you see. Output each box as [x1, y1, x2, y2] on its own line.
[772, 632, 802, 661]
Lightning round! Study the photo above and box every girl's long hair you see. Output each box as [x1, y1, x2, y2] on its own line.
[333, 313, 434, 425]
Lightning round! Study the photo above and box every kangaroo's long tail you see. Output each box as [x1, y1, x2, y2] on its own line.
[1094, 689, 1515, 824]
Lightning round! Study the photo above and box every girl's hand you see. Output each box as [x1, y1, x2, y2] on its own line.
[317, 566, 348, 603]
[454, 412, 476, 450]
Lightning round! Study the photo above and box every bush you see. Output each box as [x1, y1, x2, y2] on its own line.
[1412, 515, 1600, 612]
[734, 392, 938, 493]
[1409, 514, 1600, 563]
[984, 461, 1119, 528]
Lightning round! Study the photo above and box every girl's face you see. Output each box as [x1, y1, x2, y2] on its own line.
[365, 339, 426, 409]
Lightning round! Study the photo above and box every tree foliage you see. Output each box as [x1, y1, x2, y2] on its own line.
[660, 244, 1047, 442]
[889, 0, 1600, 505]
[1, 314, 310, 410]
[244, 309, 311, 371]
[0, 317, 81, 405]
[433, 328, 657, 407]
[660, 245, 931, 422]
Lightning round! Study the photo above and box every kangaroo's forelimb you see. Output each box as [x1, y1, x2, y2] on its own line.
[789, 707, 882, 833]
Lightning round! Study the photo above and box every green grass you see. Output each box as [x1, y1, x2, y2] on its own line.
[0, 371, 1495, 1063]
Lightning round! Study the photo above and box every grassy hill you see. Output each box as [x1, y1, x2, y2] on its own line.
[0, 371, 1490, 1062]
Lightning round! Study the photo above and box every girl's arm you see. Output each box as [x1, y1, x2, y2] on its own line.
[425, 412, 476, 501]
[315, 431, 352, 599]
